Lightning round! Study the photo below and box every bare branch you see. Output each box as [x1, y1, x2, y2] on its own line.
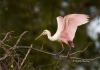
[1, 42, 12, 48]
[19, 44, 33, 69]
[0, 31, 14, 51]
[0, 54, 8, 61]
[70, 42, 92, 56]
[17, 46, 55, 56]
[0, 31, 99, 70]
[40, 44, 44, 50]
[2, 31, 14, 42]
[0, 31, 28, 61]
[13, 31, 28, 48]
[16, 45, 100, 61]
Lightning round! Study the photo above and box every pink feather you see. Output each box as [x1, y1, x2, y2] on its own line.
[57, 14, 89, 47]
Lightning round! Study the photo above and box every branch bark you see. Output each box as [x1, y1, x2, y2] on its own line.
[0, 31, 28, 61]
[19, 44, 33, 70]
[1, 31, 14, 42]
[13, 31, 28, 49]
[16, 45, 100, 61]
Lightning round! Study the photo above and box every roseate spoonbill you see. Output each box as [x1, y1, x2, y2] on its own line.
[35, 14, 89, 57]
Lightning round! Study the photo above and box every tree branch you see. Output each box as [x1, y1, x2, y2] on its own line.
[70, 42, 92, 56]
[0, 54, 8, 61]
[1, 31, 14, 42]
[16, 45, 100, 61]
[19, 44, 33, 69]
[0, 31, 28, 61]
[13, 31, 28, 49]
[0, 31, 100, 70]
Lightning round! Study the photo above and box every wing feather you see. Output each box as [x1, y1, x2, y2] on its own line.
[60, 14, 89, 41]
[55, 16, 65, 34]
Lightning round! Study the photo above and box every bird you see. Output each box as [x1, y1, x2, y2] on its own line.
[35, 14, 89, 58]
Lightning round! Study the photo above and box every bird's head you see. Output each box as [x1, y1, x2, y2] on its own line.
[42, 29, 49, 35]
[35, 29, 49, 40]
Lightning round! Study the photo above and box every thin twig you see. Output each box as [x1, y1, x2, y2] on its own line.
[19, 44, 33, 69]
[0, 31, 28, 61]
[2, 31, 14, 42]
[0, 54, 8, 61]
[0, 31, 14, 50]
[70, 42, 92, 56]
[13, 31, 28, 48]
[40, 44, 44, 50]
[1, 42, 12, 48]
[17, 46, 55, 55]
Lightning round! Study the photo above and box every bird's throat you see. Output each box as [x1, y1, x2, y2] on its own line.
[46, 31, 58, 41]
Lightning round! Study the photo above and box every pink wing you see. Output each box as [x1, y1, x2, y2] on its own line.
[59, 14, 89, 42]
[55, 16, 65, 34]
[65, 14, 89, 26]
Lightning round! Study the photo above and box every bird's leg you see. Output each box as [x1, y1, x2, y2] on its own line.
[66, 41, 73, 59]
[59, 43, 64, 54]
[66, 46, 71, 59]
[56, 43, 64, 58]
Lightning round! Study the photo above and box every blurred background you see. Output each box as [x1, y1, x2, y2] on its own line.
[0, 0, 100, 70]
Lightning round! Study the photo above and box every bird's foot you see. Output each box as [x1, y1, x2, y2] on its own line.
[55, 53, 60, 58]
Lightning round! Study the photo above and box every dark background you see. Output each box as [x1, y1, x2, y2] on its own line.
[0, 0, 100, 70]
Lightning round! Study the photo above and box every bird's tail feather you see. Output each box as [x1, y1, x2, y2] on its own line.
[68, 41, 74, 48]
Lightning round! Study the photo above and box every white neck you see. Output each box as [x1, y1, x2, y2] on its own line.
[46, 30, 58, 41]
